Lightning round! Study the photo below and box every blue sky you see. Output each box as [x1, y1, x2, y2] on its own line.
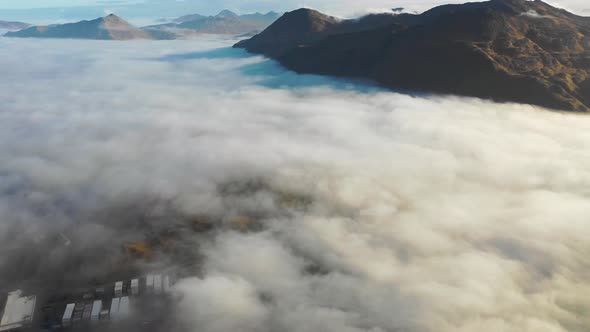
[0, 0, 101, 9]
[0, 0, 587, 24]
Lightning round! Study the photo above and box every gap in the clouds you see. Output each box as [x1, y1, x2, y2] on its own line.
[148, 46, 389, 93]
[153, 47, 254, 61]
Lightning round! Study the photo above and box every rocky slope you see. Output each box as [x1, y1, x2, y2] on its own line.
[4, 14, 152, 40]
[235, 0, 590, 112]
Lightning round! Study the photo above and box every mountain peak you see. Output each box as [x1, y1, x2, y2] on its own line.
[5, 14, 150, 40]
[101, 13, 129, 24]
[104, 13, 121, 19]
[236, 1, 590, 112]
[233, 8, 341, 57]
[216, 10, 239, 18]
[279, 8, 340, 26]
[287, 8, 326, 17]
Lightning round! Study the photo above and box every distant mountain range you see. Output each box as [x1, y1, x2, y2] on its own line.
[145, 10, 280, 36]
[0, 20, 30, 30]
[3, 10, 280, 40]
[236, 0, 590, 112]
[5, 14, 151, 40]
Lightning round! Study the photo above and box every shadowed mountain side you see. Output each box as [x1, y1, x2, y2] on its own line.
[149, 47, 383, 92]
[235, 0, 590, 112]
[232, 9, 424, 58]
[5, 14, 152, 40]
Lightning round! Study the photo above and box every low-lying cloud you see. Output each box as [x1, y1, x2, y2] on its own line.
[0, 37, 589, 332]
[520, 9, 552, 18]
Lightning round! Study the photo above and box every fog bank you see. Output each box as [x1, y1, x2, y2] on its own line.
[0, 37, 589, 332]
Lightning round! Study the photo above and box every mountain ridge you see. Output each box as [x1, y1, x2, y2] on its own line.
[146, 10, 281, 36]
[4, 14, 152, 40]
[0, 20, 30, 30]
[235, 0, 590, 112]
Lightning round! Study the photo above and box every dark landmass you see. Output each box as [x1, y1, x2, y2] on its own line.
[146, 10, 280, 36]
[235, 0, 590, 112]
[4, 14, 152, 40]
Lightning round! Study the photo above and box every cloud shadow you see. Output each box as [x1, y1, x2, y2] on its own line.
[150, 46, 386, 93]
[151, 47, 253, 62]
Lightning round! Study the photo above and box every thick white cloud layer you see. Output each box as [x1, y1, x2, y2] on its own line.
[1, 37, 589, 332]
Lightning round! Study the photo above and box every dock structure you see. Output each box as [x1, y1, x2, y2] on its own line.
[114, 281, 124, 297]
[154, 275, 162, 294]
[118, 297, 130, 319]
[131, 279, 139, 296]
[0, 290, 36, 332]
[146, 275, 155, 293]
[82, 303, 93, 320]
[2, 272, 176, 330]
[72, 303, 84, 325]
[61, 303, 75, 327]
[109, 298, 120, 321]
[91, 300, 102, 321]
[163, 275, 171, 293]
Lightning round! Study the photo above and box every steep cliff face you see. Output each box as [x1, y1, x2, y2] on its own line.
[235, 0, 590, 112]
